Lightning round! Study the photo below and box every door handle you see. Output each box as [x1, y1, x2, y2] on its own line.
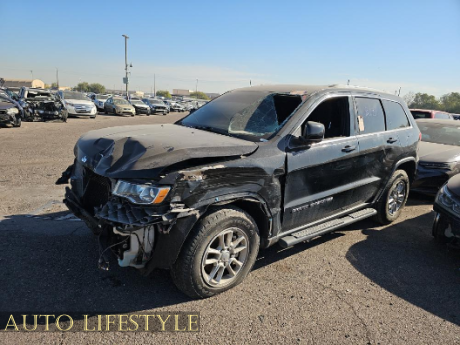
[342, 145, 356, 152]
[387, 137, 398, 143]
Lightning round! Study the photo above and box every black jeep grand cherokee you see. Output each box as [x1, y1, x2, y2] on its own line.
[57, 84, 420, 298]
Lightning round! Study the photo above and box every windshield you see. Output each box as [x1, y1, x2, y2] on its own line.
[411, 110, 431, 119]
[26, 90, 53, 99]
[150, 99, 163, 104]
[419, 122, 460, 146]
[96, 94, 109, 100]
[180, 90, 302, 141]
[130, 100, 144, 105]
[62, 91, 89, 100]
[113, 98, 129, 105]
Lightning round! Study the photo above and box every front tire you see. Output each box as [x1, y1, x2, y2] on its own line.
[432, 213, 450, 243]
[13, 116, 22, 127]
[375, 169, 410, 224]
[171, 206, 260, 299]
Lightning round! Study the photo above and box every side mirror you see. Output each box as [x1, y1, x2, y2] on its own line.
[302, 121, 325, 144]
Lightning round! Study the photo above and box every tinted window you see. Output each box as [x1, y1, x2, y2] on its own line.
[411, 110, 431, 119]
[355, 98, 385, 134]
[382, 100, 409, 130]
[434, 112, 450, 119]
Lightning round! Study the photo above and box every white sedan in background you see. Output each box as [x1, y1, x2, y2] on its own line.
[93, 94, 111, 111]
[58, 91, 97, 118]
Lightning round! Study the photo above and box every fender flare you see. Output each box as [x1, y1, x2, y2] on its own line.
[142, 192, 272, 273]
[374, 156, 417, 203]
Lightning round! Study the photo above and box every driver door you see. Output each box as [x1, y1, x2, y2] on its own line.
[282, 95, 361, 231]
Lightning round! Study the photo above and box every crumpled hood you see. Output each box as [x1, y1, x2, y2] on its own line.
[75, 124, 258, 178]
[419, 141, 460, 163]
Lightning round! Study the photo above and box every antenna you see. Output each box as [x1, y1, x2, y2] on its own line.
[398, 87, 401, 96]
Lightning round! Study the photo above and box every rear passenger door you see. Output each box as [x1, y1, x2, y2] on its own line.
[353, 97, 402, 203]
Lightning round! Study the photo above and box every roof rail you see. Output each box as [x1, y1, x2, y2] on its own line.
[329, 84, 384, 92]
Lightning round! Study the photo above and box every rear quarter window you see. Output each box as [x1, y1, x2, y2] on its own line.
[355, 97, 385, 134]
[382, 100, 410, 130]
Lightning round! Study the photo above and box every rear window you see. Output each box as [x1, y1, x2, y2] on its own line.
[434, 112, 451, 119]
[411, 110, 431, 119]
[382, 100, 410, 130]
[355, 97, 385, 134]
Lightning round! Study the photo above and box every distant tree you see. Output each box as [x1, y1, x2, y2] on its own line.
[44, 84, 51, 89]
[402, 92, 415, 107]
[156, 90, 172, 99]
[88, 83, 106, 94]
[73, 82, 90, 92]
[189, 91, 210, 100]
[440, 92, 460, 113]
[409, 93, 440, 110]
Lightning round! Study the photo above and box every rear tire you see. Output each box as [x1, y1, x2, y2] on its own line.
[171, 206, 260, 299]
[375, 169, 409, 224]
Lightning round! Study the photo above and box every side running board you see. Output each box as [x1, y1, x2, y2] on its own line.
[279, 208, 377, 248]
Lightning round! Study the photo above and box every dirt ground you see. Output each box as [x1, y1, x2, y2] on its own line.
[1, 113, 459, 344]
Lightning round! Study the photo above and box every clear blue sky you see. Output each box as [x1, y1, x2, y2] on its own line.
[2, 0, 459, 96]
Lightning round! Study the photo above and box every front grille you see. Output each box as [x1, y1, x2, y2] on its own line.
[82, 169, 111, 213]
[71, 163, 111, 215]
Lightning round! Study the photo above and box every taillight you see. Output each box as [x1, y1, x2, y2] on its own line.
[418, 132, 422, 141]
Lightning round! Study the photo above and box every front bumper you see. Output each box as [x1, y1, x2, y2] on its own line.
[411, 167, 455, 195]
[67, 106, 97, 117]
[150, 107, 167, 113]
[433, 202, 460, 237]
[0, 113, 16, 125]
[134, 107, 150, 115]
[60, 163, 205, 270]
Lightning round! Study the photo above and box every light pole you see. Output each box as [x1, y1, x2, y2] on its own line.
[195, 78, 198, 100]
[122, 34, 129, 98]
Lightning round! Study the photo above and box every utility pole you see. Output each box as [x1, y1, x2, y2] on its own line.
[195, 78, 198, 100]
[30, 70, 33, 80]
[154, 74, 156, 97]
[122, 34, 130, 98]
[56, 68, 59, 89]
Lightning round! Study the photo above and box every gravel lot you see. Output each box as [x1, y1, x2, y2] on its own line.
[1, 112, 460, 344]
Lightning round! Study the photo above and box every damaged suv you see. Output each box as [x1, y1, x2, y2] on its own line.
[58, 85, 419, 298]
[19, 87, 68, 122]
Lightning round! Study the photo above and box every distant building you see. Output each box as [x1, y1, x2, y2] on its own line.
[172, 89, 192, 96]
[3, 79, 45, 88]
[58, 86, 71, 91]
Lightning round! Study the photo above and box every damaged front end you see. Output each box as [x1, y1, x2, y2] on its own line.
[22, 91, 68, 122]
[59, 161, 206, 271]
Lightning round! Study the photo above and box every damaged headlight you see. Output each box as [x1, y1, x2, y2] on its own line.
[113, 180, 170, 205]
[436, 185, 460, 215]
[6, 108, 19, 115]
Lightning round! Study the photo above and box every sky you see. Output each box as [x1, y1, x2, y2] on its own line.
[1, 0, 459, 96]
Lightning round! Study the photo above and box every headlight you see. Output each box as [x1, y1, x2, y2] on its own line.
[113, 180, 170, 205]
[419, 162, 457, 170]
[6, 108, 19, 115]
[437, 185, 460, 215]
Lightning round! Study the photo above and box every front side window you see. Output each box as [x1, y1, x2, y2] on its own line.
[180, 90, 302, 141]
[382, 100, 410, 130]
[355, 97, 385, 134]
[304, 96, 350, 139]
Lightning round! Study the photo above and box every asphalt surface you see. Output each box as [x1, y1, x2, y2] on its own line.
[1, 112, 460, 344]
